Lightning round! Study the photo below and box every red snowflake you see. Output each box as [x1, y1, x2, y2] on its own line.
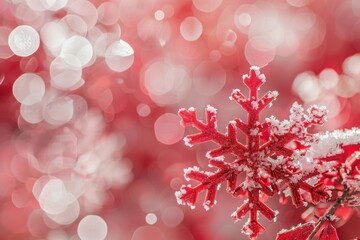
[175, 67, 330, 239]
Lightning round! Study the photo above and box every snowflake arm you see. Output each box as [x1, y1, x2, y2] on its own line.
[232, 189, 277, 239]
[176, 159, 238, 210]
[178, 105, 247, 157]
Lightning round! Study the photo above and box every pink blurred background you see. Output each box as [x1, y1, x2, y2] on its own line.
[0, 0, 360, 239]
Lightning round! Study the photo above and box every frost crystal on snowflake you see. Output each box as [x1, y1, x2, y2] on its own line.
[310, 128, 360, 159]
[175, 67, 331, 239]
[311, 128, 360, 201]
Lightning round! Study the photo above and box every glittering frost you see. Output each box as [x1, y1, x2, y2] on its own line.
[310, 128, 360, 158]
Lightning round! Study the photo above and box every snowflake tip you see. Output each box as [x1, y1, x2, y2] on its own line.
[231, 207, 244, 220]
[176, 186, 198, 208]
[175, 190, 185, 205]
[243, 66, 266, 88]
[178, 108, 186, 114]
[183, 166, 200, 181]
[231, 88, 241, 96]
[250, 65, 260, 71]
[269, 90, 279, 98]
[178, 107, 195, 114]
[206, 105, 217, 114]
[203, 200, 212, 211]
[250, 65, 266, 82]
[242, 219, 265, 239]
[273, 210, 279, 222]
[229, 120, 237, 127]
[183, 137, 194, 147]
[290, 101, 303, 111]
[206, 151, 224, 161]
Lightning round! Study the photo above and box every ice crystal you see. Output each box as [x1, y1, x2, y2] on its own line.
[175, 67, 330, 239]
